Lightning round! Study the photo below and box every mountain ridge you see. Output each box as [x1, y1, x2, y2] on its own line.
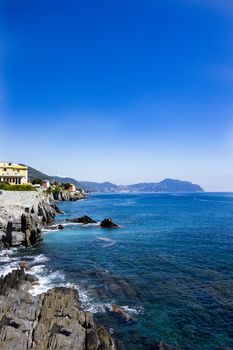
[26, 165, 204, 193]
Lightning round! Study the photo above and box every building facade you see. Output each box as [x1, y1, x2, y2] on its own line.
[68, 184, 76, 192]
[0, 162, 28, 185]
[42, 180, 50, 189]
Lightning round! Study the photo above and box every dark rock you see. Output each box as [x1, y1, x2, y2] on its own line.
[0, 269, 26, 295]
[100, 218, 119, 229]
[67, 215, 97, 224]
[50, 203, 64, 214]
[24, 274, 39, 284]
[87, 269, 139, 301]
[58, 224, 64, 230]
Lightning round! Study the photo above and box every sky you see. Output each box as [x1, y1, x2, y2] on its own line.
[0, 0, 233, 191]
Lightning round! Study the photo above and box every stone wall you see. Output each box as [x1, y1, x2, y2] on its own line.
[0, 190, 58, 247]
[0, 190, 49, 219]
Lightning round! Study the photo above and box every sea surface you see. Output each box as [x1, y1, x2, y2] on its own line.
[1, 193, 233, 350]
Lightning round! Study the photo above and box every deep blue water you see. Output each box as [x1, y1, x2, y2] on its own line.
[5, 193, 233, 349]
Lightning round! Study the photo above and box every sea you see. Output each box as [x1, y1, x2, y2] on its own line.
[1, 192, 233, 350]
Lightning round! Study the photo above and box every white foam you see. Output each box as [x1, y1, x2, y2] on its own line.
[34, 254, 49, 263]
[97, 237, 116, 247]
[0, 248, 17, 257]
[29, 270, 66, 296]
[0, 259, 20, 276]
[43, 228, 60, 233]
[61, 222, 100, 227]
[121, 305, 144, 316]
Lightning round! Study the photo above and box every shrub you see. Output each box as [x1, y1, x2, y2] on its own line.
[0, 182, 36, 191]
[32, 178, 43, 185]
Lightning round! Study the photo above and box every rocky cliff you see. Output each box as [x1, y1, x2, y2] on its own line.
[0, 191, 60, 247]
[0, 269, 115, 350]
[50, 188, 87, 201]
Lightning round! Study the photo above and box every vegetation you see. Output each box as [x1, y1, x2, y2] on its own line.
[0, 182, 36, 191]
[64, 182, 72, 190]
[32, 178, 43, 185]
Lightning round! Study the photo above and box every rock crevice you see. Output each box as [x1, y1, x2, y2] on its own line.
[0, 269, 115, 350]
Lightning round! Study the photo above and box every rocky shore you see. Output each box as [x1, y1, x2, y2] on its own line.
[0, 188, 87, 248]
[0, 190, 60, 247]
[0, 268, 115, 350]
[50, 188, 87, 202]
[0, 190, 117, 349]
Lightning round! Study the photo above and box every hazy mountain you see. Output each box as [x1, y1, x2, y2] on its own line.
[25, 165, 52, 182]
[127, 178, 204, 192]
[27, 166, 204, 193]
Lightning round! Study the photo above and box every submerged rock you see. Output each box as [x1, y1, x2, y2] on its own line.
[100, 218, 119, 229]
[0, 269, 115, 350]
[111, 304, 132, 321]
[67, 215, 97, 224]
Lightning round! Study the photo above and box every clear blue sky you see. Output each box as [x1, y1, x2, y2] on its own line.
[0, 0, 232, 191]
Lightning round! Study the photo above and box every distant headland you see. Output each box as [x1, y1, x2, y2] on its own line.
[27, 165, 204, 193]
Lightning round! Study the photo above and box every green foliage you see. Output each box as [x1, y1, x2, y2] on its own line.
[45, 188, 52, 195]
[64, 182, 72, 190]
[32, 178, 42, 185]
[53, 185, 62, 194]
[0, 182, 36, 191]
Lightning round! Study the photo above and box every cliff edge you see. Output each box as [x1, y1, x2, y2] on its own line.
[0, 190, 59, 247]
[0, 269, 115, 350]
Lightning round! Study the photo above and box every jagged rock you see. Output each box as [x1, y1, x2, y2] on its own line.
[50, 203, 64, 214]
[51, 190, 87, 202]
[0, 270, 115, 350]
[5, 220, 25, 247]
[100, 218, 119, 229]
[19, 261, 31, 271]
[67, 215, 97, 224]
[111, 304, 132, 321]
[1, 200, 58, 248]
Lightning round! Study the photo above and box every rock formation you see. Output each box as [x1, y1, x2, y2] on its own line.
[51, 189, 87, 202]
[0, 191, 61, 247]
[111, 305, 132, 321]
[100, 219, 119, 229]
[66, 215, 97, 224]
[0, 269, 115, 350]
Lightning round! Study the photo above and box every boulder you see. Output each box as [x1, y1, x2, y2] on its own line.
[50, 203, 64, 214]
[111, 304, 132, 321]
[67, 215, 97, 224]
[100, 218, 119, 229]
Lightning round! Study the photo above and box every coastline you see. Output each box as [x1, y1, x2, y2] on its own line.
[2, 192, 232, 349]
[0, 189, 116, 350]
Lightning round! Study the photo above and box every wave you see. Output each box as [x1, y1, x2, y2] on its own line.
[34, 254, 49, 263]
[29, 268, 66, 296]
[43, 228, 60, 233]
[61, 222, 100, 227]
[121, 305, 144, 316]
[97, 237, 116, 247]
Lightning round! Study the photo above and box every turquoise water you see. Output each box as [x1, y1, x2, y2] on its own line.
[4, 193, 233, 349]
